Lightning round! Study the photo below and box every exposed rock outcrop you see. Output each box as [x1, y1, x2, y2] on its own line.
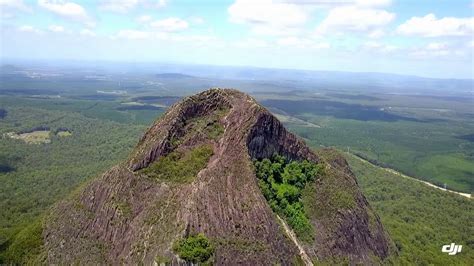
[43, 88, 394, 265]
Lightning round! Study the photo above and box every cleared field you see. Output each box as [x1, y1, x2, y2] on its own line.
[56, 130, 72, 137]
[5, 131, 51, 144]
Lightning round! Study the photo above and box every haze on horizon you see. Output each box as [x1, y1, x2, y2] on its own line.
[1, 0, 473, 79]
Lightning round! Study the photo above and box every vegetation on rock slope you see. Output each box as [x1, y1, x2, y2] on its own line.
[173, 233, 214, 264]
[141, 144, 214, 183]
[254, 155, 322, 242]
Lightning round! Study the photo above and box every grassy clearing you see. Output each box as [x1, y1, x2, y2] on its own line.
[57, 130, 72, 137]
[5, 131, 51, 144]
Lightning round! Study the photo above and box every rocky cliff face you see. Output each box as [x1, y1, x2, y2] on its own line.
[43, 88, 394, 265]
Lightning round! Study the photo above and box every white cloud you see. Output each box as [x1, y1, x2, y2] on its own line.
[114, 29, 221, 47]
[80, 29, 96, 37]
[408, 42, 471, 58]
[317, 5, 395, 35]
[38, 0, 94, 26]
[355, 0, 391, 7]
[278, 0, 391, 8]
[426, 42, 448, 50]
[229, 0, 308, 26]
[0, 0, 31, 11]
[362, 41, 397, 53]
[48, 24, 64, 32]
[116, 29, 151, 39]
[397, 14, 474, 37]
[18, 25, 42, 34]
[100, 0, 138, 13]
[136, 15, 153, 23]
[250, 24, 303, 36]
[234, 38, 268, 48]
[277, 36, 330, 49]
[368, 29, 385, 38]
[150, 17, 189, 32]
[155, 0, 166, 8]
[100, 0, 166, 13]
[189, 16, 205, 25]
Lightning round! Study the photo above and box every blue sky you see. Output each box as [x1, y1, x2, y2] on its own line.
[1, 0, 473, 78]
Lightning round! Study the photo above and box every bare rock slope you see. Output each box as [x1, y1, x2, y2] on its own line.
[44, 88, 394, 265]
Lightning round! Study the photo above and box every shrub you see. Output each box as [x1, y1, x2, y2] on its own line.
[173, 233, 214, 264]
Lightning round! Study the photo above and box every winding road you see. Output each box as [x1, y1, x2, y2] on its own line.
[349, 153, 471, 199]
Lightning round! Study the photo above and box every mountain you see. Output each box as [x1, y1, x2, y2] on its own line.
[43, 88, 394, 264]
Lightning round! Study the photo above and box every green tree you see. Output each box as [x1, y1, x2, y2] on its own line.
[173, 233, 214, 264]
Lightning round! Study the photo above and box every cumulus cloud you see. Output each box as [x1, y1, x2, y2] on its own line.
[18, 25, 42, 34]
[316, 5, 395, 35]
[150, 17, 189, 32]
[362, 41, 397, 53]
[229, 0, 308, 26]
[397, 14, 474, 37]
[275, 0, 391, 8]
[100, 0, 166, 13]
[277, 36, 330, 49]
[48, 24, 64, 32]
[116, 29, 151, 39]
[355, 0, 391, 7]
[100, 0, 138, 13]
[136, 15, 153, 23]
[38, 0, 94, 27]
[80, 29, 96, 37]
[234, 38, 268, 48]
[114, 29, 220, 47]
[228, 0, 309, 36]
[426, 42, 448, 50]
[0, 0, 31, 11]
[189, 16, 205, 25]
[406, 41, 472, 59]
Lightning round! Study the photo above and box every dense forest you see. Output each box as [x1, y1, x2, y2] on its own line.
[346, 153, 473, 265]
[0, 99, 149, 262]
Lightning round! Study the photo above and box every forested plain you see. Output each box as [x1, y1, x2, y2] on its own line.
[345, 153, 473, 265]
[260, 92, 474, 194]
[0, 97, 153, 262]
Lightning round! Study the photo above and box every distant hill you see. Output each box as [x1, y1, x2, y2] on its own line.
[155, 73, 195, 79]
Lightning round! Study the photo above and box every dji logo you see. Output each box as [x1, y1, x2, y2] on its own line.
[441, 243, 462, 255]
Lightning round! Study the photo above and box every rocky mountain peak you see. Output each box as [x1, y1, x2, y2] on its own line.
[43, 88, 394, 265]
